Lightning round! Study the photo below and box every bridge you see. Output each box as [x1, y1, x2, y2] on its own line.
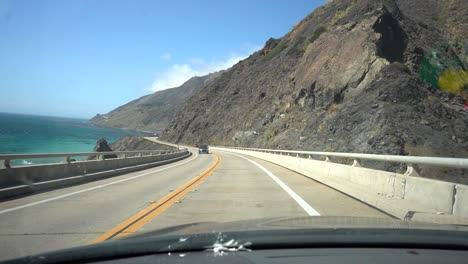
[0, 137, 467, 260]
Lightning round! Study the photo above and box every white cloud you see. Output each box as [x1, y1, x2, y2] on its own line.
[151, 64, 197, 92]
[150, 46, 260, 92]
[161, 52, 172, 60]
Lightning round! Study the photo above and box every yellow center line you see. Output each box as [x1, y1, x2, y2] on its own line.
[88, 153, 221, 244]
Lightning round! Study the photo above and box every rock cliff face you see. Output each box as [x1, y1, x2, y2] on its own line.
[161, 0, 467, 182]
[90, 73, 221, 133]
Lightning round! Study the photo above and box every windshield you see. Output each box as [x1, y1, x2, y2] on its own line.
[0, 0, 467, 261]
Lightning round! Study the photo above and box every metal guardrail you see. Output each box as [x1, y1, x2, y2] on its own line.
[0, 149, 187, 168]
[222, 147, 468, 176]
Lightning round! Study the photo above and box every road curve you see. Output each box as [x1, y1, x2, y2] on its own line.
[0, 148, 389, 260]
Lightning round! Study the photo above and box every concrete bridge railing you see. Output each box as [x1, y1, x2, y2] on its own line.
[214, 146, 468, 224]
[0, 148, 190, 199]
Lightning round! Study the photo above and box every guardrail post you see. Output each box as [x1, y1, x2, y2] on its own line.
[64, 156, 71, 164]
[404, 164, 420, 177]
[352, 159, 361, 167]
[325, 156, 331, 162]
[99, 154, 104, 160]
[308, 155, 312, 159]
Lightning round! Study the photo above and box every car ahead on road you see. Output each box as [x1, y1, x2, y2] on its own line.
[6, 217, 468, 263]
[198, 145, 209, 154]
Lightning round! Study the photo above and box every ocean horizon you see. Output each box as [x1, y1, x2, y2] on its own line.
[0, 112, 145, 165]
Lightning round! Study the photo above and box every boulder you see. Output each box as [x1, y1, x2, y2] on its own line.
[88, 138, 117, 160]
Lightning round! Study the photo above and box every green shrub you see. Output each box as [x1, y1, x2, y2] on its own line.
[264, 38, 280, 50]
[265, 42, 287, 59]
[309, 25, 326, 43]
[264, 129, 278, 141]
[288, 36, 310, 56]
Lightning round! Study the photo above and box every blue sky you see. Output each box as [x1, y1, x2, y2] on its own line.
[0, 0, 326, 119]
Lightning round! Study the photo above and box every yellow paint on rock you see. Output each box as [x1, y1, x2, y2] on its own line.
[438, 69, 468, 94]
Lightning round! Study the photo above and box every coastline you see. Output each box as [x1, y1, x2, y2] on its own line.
[0, 113, 144, 165]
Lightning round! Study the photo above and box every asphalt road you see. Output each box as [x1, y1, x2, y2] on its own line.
[0, 148, 389, 260]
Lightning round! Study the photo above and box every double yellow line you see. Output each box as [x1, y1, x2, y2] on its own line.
[89, 154, 221, 244]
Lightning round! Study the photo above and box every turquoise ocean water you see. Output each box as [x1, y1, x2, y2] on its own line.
[0, 112, 143, 165]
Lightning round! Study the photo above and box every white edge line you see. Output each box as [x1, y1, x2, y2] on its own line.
[0, 152, 199, 215]
[231, 153, 320, 216]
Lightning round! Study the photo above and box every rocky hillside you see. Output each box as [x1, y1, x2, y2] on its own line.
[162, 0, 467, 182]
[90, 72, 221, 133]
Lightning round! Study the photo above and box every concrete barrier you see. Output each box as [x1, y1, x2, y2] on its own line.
[0, 150, 190, 199]
[454, 184, 468, 217]
[214, 147, 468, 223]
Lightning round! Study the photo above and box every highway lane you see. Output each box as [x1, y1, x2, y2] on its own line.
[0, 147, 390, 261]
[137, 150, 389, 233]
[0, 151, 214, 260]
